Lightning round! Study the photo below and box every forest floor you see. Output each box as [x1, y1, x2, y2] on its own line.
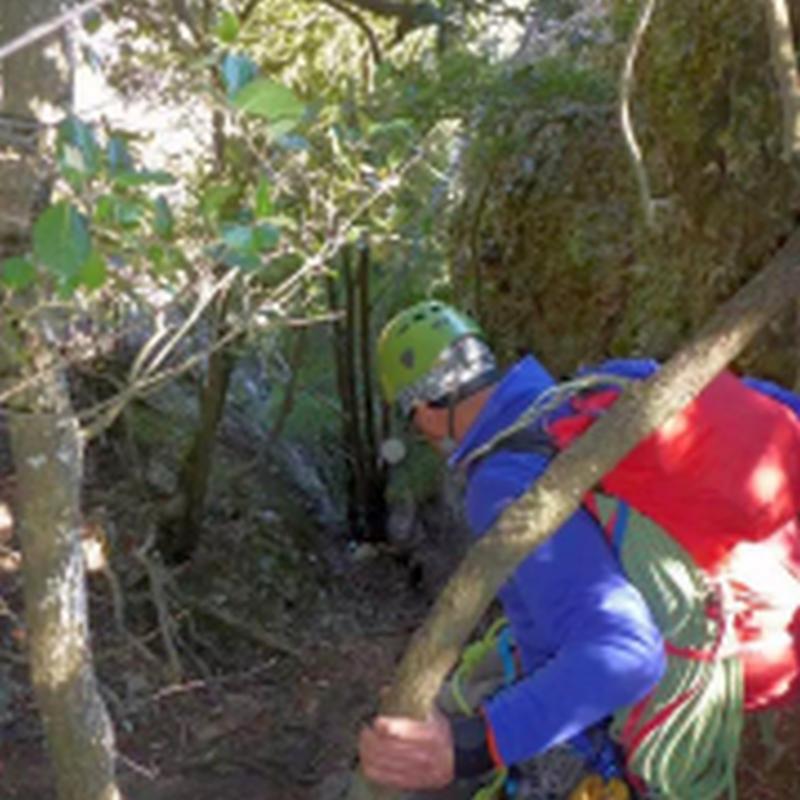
[0, 423, 431, 800]
[3, 428, 800, 800]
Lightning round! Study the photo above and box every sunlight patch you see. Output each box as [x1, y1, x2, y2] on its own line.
[750, 461, 783, 504]
[0, 501, 12, 543]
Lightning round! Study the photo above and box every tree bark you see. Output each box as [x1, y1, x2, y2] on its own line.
[0, 3, 121, 798]
[163, 289, 236, 563]
[328, 270, 359, 535]
[343, 246, 370, 536]
[348, 229, 800, 800]
[8, 349, 119, 800]
[267, 327, 308, 444]
[356, 240, 387, 539]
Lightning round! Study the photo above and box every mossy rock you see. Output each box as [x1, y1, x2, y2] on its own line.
[451, 1, 800, 384]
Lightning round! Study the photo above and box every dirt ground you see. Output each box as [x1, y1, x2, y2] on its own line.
[0, 423, 431, 800]
[0, 526, 421, 800]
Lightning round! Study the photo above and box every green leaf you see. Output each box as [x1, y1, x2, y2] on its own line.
[221, 52, 258, 98]
[107, 137, 134, 174]
[269, 119, 302, 140]
[111, 170, 175, 188]
[0, 257, 36, 289]
[147, 244, 165, 271]
[94, 194, 116, 224]
[231, 79, 304, 132]
[62, 144, 87, 174]
[153, 196, 174, 239]
[55, 274, 80, 299]
[57, 117, 101, 179]
[147, 244, 184, 277]
[33, 202, 91, 278]
[93, 195, 143, 229]
[114, 198, 145, 229]
[201, 183, 241, 223]
[367, 118, 415, 140]
[222, 251, 262, 271]
[78, 250, 107, 290]
[215, 11, 240, 43]
[222, 225, 256, 252]
[254, 177, 272, 219]
[255, 223, 280, 251]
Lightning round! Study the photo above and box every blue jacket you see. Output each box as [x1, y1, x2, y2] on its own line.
[448, 356, 667, 765]
[448, 355, 800, 766]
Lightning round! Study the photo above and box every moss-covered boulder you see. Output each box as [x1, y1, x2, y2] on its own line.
[452, 1, 800, 383]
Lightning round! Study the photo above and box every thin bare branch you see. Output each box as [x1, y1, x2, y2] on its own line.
[619, 0, 658, 228]
[321, 0, 383, 63]
[0, 0, 114, 63]
[762, 0, 800, 160]
[170, 0, 202, 45]
[238, 0, 262, 23]
[270, 125, 441, 307]
[134, 269, 239, 381]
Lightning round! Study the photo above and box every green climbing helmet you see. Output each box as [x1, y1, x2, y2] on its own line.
[377, 301, 495, 416]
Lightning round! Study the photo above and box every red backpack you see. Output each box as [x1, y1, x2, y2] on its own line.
[545, 369, 800, 710]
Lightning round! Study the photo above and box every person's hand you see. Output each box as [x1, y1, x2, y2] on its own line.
[358, 707, 455, 790]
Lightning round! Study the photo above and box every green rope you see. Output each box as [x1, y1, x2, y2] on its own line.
[459, 373, 632, 469]
[594, 496, 744, 800]
[472, 766, 509, 800]
[451, 617, 509, 716]
[449, 617, 511, 800]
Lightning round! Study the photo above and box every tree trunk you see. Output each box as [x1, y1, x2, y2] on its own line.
[0, 3, 120, 798]
[348, 229, 800, 800]
[328, 262, 362, 538]
[162, 289, 236, 563]
[355, 240, 387, 539]
[267, 327, 308, 444]
[342, 246, 370, 536]
[8, 345, 119, 800]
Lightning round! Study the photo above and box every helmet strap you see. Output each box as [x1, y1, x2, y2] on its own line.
[439, 393, 458, 456]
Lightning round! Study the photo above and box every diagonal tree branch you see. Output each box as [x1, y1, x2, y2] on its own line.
[347, 226, 800, 800]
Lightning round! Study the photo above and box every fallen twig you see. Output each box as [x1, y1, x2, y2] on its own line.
[169, 587, 303, 660]
[135, 538, 185, 681]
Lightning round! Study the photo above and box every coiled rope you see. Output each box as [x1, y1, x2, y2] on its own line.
[592, 495, 744, 800]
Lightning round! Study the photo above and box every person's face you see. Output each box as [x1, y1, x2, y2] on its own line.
[410, 403, 452, 455]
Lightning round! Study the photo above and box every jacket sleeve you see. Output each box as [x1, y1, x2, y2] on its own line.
[464, 451, 666, 766]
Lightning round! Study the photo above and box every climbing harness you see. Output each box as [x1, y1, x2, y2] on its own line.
[452, 617, 629, 800]
[451, 617, 516, 716]
[450, 617, 516, 799]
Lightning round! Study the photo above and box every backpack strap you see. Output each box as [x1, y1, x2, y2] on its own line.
[464, 426, 557, 473]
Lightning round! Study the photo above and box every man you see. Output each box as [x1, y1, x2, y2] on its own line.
[358, 300, 800, 799]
